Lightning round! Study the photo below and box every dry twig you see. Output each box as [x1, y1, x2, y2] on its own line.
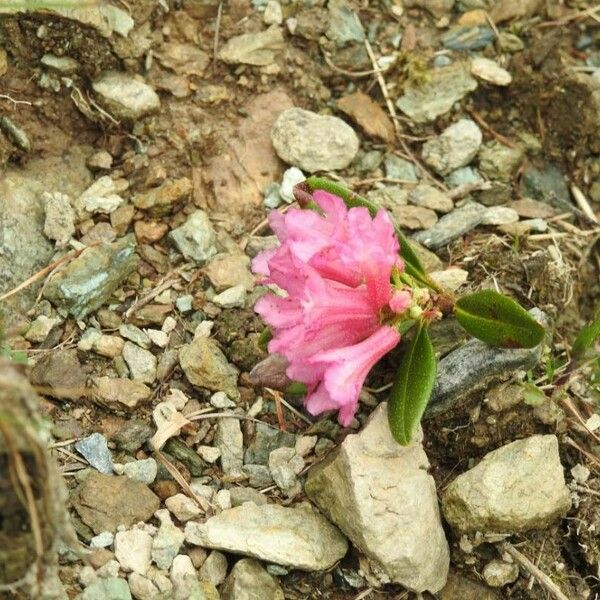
[0, 242, 99, 302]
[500, 542, 570, 600]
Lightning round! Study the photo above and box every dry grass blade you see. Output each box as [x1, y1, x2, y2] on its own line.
[0, 242, 99, 302]
[500, 542, 571, 600]
[154, 450, 211, 512]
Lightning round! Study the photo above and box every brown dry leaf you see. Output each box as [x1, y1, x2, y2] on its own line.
[337, 91, 395, 143]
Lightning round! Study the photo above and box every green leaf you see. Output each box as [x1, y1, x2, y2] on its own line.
[388, 323, 437, 445]
[455, 290, 545, 349]
[257, 327, 272, 352]
[572, 302, 600, 360]
[285, 381, 307, 396]
[521, 382, 546, 406]
[304, 176, 440, 291]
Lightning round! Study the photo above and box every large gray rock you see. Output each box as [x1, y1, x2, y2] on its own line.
[442, 435, 571, 533]
[422, 119, 482, 175]
[396, 63, 477, 123]
[425, 308, 547, 417]
[92, 71, 160, 120]
[184, 502, 348, 571]
[305, 404, 449, 593]
[179, 336, 239, 399]
[271, 108, 359, 172]
[43, 235, 138, 319]
[221, 559, 284, 600]
[0, 150, 91, 324]
[412, 201, 487, 249]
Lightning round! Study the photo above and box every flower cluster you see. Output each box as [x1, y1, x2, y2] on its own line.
[252, 191, 412, 426]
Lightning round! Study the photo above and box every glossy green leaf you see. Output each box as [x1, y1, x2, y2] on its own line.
[304, 177, 440, 290]
[572, 302, 600, 360]
[455, 290, 545, 349]
[257, 327, 272, 352]
[388, 323, 437, 445]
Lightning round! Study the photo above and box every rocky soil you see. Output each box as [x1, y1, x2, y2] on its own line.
[1, 0, 600, 599]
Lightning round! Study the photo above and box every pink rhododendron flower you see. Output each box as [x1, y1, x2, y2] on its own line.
[253, 190, 410, 426]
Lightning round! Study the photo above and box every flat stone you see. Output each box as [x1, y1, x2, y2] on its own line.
[30, 349, 87, 401]
[128, 573, 163, 600]
[395, 205, 438, 230]
[422, 119, 482, 175]
[482, 560, 519, 587]
[413, 201, 487, 249]
[212, 285, 246, 308]
[219, 25, 284, 66]
[215, 418, 244, 476]
[408, 184, 454, 213]
[170, 555, 219, 600]
[79, 577, 132, 600]
[165, 493, 202, 522]
[123, 342, 157, 384]
[77, 176, 125, 216]
[337, 91, 394, 143]
[509, 198, 556, 219]
[403, 0, 455, 17]
[269, 447, 304, 497]
[119, 324, 151, 349]
[384, 155, 418, 181]
[479, 141, 524, 183]
[481, 206, 519, 225]
[169, 210, 217, 264]
[87, 151, 113, 171]
[471, 57, 512, 86]
[439, 570, 501, 600]
[115, 529, 153, 575]
[221, 558, 284, 600]
[75, 433, 114, 475]
[71, 472, 160, 534]
[199, 550, 228, 586]
[43, 191, 75, 247]
[396, 63, 477, 123]
[152, 509, 185, 570]
[442, 435, 571, 533]
[185, 502, 348, 571]
[245, 422, 296, 465]
[179, 336, 239, 399]
[426, 308, 547, 417]
[133, 178, 192, 215]
[90, 531, 114, 549]
[44, 235, 138, 319]
[205, 254, 255, 292]
[219, 25, 284, 67]
[92, 377, 152, 411]
[229, 487, 268, 507]
[25, 315, 60, 343]
[429, 268, 469, 291]
[93, 71, 160, 120]
[326, 0, 364, 46]
[271, 107, 359, 172]
[113, 420, 154, 453]
[263, 0, 283, 25]
[157, 42, 210, 76]
[305, 404, 449, 592]
[519, 163, 571, 212]
[122, 458, 157, 485]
